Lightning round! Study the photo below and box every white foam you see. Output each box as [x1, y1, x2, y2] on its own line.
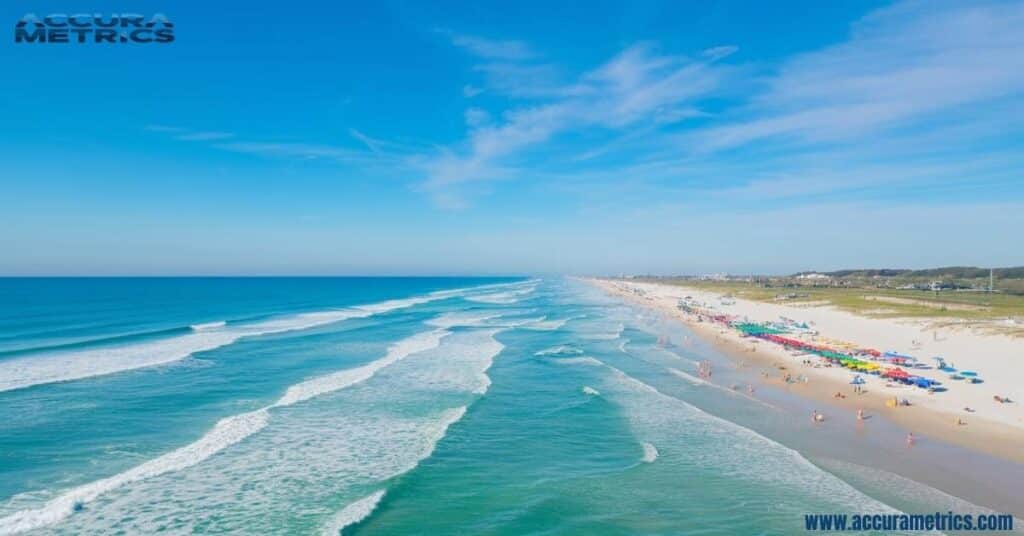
[667, 368, 777, 409]
[0, 327, 450, 534]
[582, 386, 600, 396]
[0, 287, 474, 393]
[426, 311, 502, 329]
[534, 345, 583, 357]
[276, 329, 448, 407]
[522, 317, 568, 331]
[668, 367, 708, 386]
[0, 408, 270, 535]
[641, 442, 659, 463]
[320, 490, 386, 536]
[555, 356, 604, 367]
[463, 282, 538, 305]
[402, 329, 505, 397]
[590, 358, 899, 513]
[190, 321, 226, 331]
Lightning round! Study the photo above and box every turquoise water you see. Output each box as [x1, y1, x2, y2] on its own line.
[0, 278, 1001, 534]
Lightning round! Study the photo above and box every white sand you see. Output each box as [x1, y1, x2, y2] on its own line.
[593, 279, 1024, 430]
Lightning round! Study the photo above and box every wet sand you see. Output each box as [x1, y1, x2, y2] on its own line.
[586, 277, 1024, 520]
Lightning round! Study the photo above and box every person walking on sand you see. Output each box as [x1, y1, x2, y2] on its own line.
[857, 409, 864, 421]
[906, 432, 915, 447]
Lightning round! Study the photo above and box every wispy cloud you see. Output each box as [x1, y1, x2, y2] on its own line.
[420, 0, 1024, 210]
[143, 2, 1024, 215]
[215, 141, 376, 163]
[146, 124, 406, 166]
[349, 128, 384, 154]
[446, 31, 535, 60]
[695, 0, 1024, 151]
[701, 45, 738, 61]
[174, 131, 234, 141]
[419, 42, 728, 205]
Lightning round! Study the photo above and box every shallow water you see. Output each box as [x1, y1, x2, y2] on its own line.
[0, 277, 1017, 534]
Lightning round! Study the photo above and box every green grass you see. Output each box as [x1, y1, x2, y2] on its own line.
[635, 278, 1024, 335]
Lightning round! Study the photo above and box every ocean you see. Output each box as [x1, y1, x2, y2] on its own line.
[0, 277, 1009, 534]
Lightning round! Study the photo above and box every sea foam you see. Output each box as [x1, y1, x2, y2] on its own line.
[0, 409, 270, 534]
[641, 442, 659, 463]
[0, 287, 480, 394]
[589, 358, 900, 514]
[0, 326, 453, 535]
[275, 330, 448, 407]
[320, 490, 386, 536]
[190, 320, 227, 331]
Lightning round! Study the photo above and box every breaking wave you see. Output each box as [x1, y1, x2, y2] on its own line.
[0, 286, 485, 394]
[320, 490, 386, 535]
[0, 327, 451, 534]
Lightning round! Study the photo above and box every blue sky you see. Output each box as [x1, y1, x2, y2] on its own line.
[2, 0, 1023, 275]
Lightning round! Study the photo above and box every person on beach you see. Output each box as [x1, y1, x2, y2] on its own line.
[811, 410, 818, 424]
[857, 409, 864, 420]
[906, 432, 915, 447]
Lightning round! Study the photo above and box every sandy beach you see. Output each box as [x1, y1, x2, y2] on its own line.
[587, 277, 1024, 463]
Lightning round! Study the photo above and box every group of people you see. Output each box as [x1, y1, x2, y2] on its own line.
[811, 407, 917, 449]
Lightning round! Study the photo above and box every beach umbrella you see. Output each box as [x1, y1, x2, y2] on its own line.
[883, 368, 910, 379]
[960, 371, 977, 377]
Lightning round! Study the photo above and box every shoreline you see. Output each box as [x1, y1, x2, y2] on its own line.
[585, 277, 1024, 465]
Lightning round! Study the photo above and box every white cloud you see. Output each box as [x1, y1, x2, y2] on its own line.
[464, 108, 490, 127]
[422, 43, 726, 196]
[697, 0, 1024, 150]
[349, 128, 383, 153]
[448, 32, 534, 60]
[701, 45, 738, 61]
